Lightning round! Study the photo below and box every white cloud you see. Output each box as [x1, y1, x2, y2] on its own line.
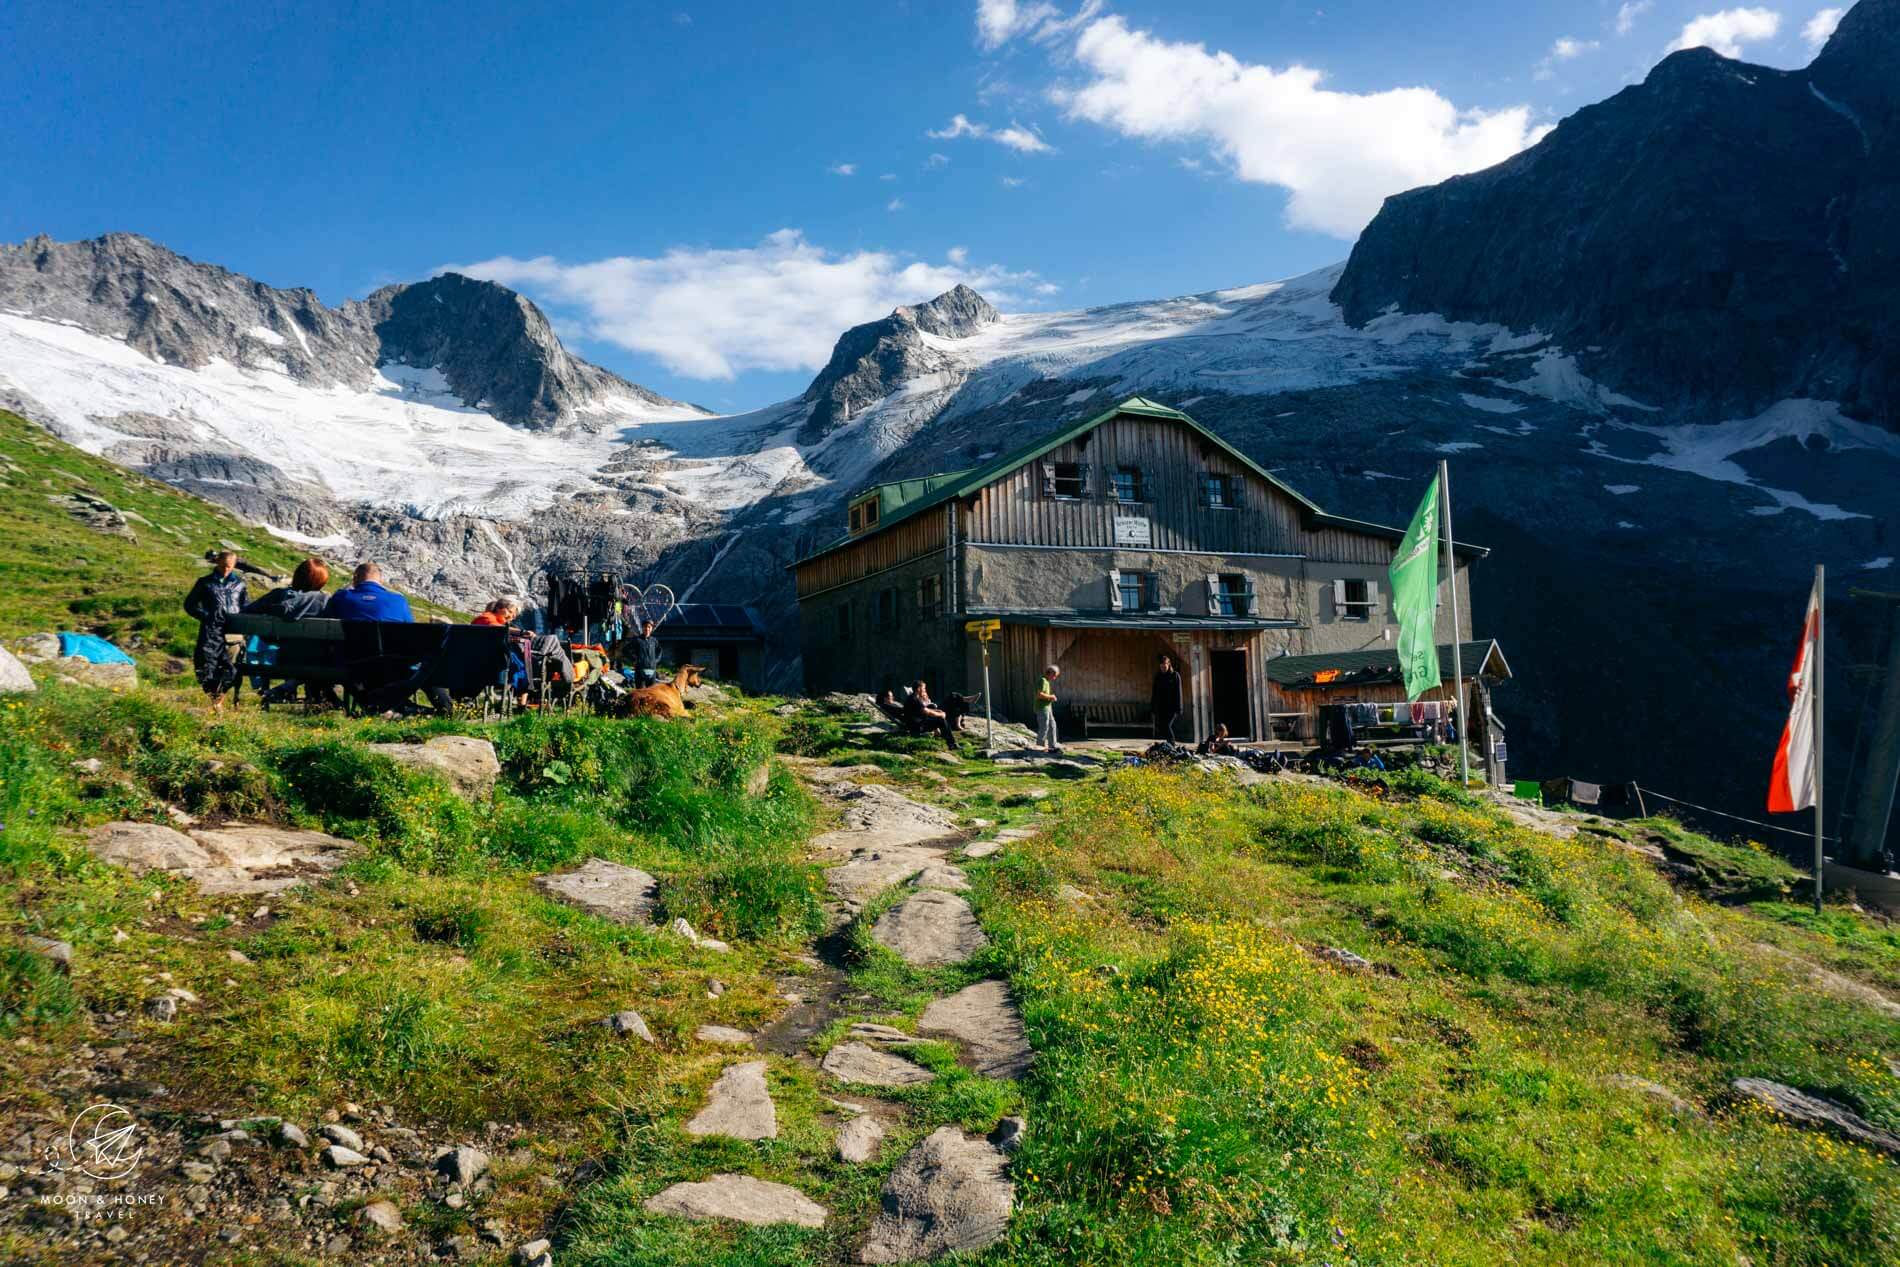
[829, 162, 857, 176]
[1665, 8, 1783, 58]
[976, 0, 1102, 49]
[1615, 1, 1652, 35]
[1001, 176, 1026, 187]
[1802, 7, 1843, 48]
[1551, 36, 1598, 59]
[928, 113, 1055, 153]
[449, 232, 1048, 380]
[948, 246, 969, 264]
[887, 197, 906, 212]
[1049, 14, 1550, 238]
[879, 171, 897, 181]
[926, 152, 951, 167]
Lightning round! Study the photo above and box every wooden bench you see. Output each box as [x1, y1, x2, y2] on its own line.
[230, 616, 511, 714]
[1071, 701, 1152, 739]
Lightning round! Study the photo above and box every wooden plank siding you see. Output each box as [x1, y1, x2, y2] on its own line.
[961, 415, 1307, 555]
[793, 509, 947, 599]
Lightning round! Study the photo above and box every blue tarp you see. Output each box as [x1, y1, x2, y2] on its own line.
[57, 633, 135, 665]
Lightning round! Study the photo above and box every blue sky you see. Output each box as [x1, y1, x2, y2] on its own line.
[1, 0, 1849, 411]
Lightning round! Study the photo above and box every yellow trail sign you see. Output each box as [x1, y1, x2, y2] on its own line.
[963, 618, 1001, 638]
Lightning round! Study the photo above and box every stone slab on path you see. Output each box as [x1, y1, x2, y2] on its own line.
[645, 1175, 827, 1228]
[858, 1127, 1013, 1263]
[533, 858, 659, 926]
[913, 863, 971, 892]
[686, 1061, 777, 1140]
[821, 1042, 935, 1087]
[872, 890, 988, 967]
[366, 736, 500, 798]
[695, 1025, 754, 1045]
[826, 846, 944, 911]
[88, 821, 356, 895]
[919, 981, 1032, 1079]
[959, 841, 1001, 859]
[811, 784, 962, 858]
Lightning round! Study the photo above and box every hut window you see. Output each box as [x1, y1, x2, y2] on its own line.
[1111, 466, 1145, 504]
[917, 575, 944, 620]
[1332, 578, 1376, 622]
[1208, 573, 1254, 617]
[875, 587, 899, 630]
[1043, 461, 1090, 500]
[836, 603, 853, 639]
[1112, 569, 1154, 612]
[1201, 472, 1238, 509]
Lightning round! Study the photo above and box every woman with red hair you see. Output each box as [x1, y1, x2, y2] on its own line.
[243, 558, 331, 620]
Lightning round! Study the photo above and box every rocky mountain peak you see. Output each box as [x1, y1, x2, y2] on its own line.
[899, 284, 999, 339]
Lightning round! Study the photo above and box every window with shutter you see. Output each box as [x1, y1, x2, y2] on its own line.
[1050, 462, 1087, 499]
[1215, 574, 1253, 617]
[1336, 577, 1373, 622]
[1107, 569, 1123, 611]
[1204, 572, 1222, 614]
[1202, 473, 1235, 509]
[1039, 461, 1057, 497]
[1111, 466, 1144, 503]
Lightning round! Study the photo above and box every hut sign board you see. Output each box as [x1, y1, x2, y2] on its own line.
[1113, 515, 1152, 546]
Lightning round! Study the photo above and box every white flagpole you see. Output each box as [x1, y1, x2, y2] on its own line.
[1439, 460, 1470, 787]
[1813, 563, 1825, 914]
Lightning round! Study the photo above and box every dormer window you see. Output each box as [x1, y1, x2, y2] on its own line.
[848, 496, 881, 534]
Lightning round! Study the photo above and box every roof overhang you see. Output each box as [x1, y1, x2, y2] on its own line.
[1265, 639, 1512, 688]
[968, 609, 1300, 632]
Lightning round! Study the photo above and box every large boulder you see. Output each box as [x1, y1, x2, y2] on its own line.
[0, 645, 35, 694]
[367, 735, 500, 798]
[1730, 1078, 1900, 1157]
[858, 1127, 1013, 1263]
[87, 821, 356, 894]
[12, 633, 61, 663]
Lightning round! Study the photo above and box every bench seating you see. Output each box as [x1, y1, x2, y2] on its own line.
[1071, 701, 1152, 739]
[228, 615, 510, 712]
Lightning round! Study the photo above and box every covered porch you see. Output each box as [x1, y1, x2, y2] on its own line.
[969, 612, 1298, 743]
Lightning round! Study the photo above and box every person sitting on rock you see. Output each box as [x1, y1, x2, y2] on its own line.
[1196, 724, 1236, 756]
[323, 562, 414, 622]
[183, 549, 247, 712]
[243, 557, 330, 620]
[903, 680, 956, 749]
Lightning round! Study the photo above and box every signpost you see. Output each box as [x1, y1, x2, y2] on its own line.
[964, 619, 1001, 754]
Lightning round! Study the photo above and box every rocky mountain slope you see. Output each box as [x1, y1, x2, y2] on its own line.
[1334, 0, 1900, 428]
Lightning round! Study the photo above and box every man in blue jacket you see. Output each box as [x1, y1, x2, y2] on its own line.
[324, 562, 414, 622]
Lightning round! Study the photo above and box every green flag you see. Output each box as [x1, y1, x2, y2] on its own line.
[1389, 473, 1442, 700]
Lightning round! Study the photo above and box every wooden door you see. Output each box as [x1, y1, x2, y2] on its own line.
[1210, 649, 1251, 740]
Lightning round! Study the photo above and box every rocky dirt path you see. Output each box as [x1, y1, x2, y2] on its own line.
[616, 756, 1032, 1261]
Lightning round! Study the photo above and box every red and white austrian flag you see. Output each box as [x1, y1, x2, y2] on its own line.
[1767, 579, 1821, 813]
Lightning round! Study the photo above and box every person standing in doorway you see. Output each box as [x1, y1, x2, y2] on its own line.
[1151, 652, 1183, 742]
[1035, 664, 1062, 755]
[184, 550, 247, 712]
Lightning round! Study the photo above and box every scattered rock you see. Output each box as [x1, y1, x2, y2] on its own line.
[599, 1010, 655, 1042]
[913, 863, 972, 892]
[436, 1145, 491, 1185]
[322, 1145, 369, 1168]
[686, 1061, 778, 1140]
[1730, 1078, 1900, 1157]
[669, 916, 731, 953]
[23, 935, 72, 973]
[1308, 945, 1373, 973]
[821, 1042, 935, 1087]
[960, 840, 1001, 859]
[919, 980, 1032, 1078]
[51, 656, 138, 690]
[872, 890, 988, 967]
[12, 633, 60, 663]
[846, 1022, 913, 1044]
[837, 1115, 887, 1163]
[317, 1124, 363, 1152]
[144, 995, 178, 1023]
[988, 1116, 1026, 1155]
[1605, 1074, 1703, 1120]
[0, 646, 34, 694]
[858, 1127, 1013, 1263]
[695, 1025, 754, 1045]
[707, 979, 727, 998]
[515, 1241, 552, 1267]
[355, 1200, 404, 1235]
[277, 1122, 310, 1149]
[1055, 884, 1092, 904]
[534, 858, 659, 926]
[366, 735, 501, 798]
[644, 1174, 827, 1228]
[87, 820, 356, 895]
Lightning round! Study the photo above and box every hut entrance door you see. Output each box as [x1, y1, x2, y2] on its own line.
[1209, 649, 1251, 740]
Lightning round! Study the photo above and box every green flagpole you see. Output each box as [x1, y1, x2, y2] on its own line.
[1440, 459, 1470, 787]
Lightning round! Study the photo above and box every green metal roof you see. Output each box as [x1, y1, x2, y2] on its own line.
[794, 396, 1488, 568]
[1264, 640, 1512, 687]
